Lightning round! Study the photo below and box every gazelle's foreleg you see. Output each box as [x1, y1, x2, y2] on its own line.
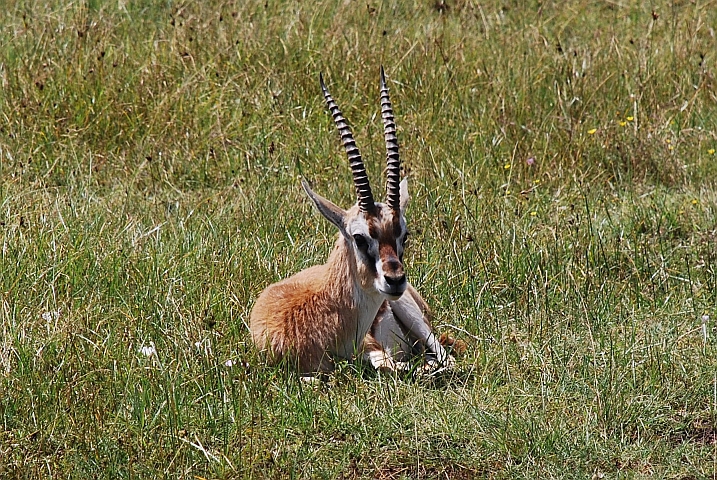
[386, 285, 453, 366]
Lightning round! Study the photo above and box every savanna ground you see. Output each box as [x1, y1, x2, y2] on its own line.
[1, 0, 716, 478]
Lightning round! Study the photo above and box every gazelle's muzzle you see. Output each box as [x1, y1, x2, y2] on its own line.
[379, 253, 406, 299]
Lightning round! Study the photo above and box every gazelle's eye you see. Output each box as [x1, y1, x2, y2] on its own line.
[353, 234, 369, 252]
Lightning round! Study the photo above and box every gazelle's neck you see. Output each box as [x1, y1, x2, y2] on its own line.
[325, 236, 384, 359]
[325, 237, 357, 299]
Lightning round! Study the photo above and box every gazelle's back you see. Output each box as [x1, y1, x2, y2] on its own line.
[250, 263, 337, 372]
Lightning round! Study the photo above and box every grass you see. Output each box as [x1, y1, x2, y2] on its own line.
[1, 0, 716, 477]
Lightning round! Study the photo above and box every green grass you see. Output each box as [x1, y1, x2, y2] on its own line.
[1, 0, 717, 478]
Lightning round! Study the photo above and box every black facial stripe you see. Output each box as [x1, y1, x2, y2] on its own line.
[362, 248, 378, 274]
[397, 230, 408, 260]
[353, 234, 377, 264]
[353, 234, 368, 250]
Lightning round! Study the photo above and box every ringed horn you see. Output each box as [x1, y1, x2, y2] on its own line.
[319, 73, 376, 215]
[320, 67, 402, 215]
[380, 66, 401, 213]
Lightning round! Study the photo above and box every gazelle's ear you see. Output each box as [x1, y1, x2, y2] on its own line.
[399, 178, 409, 213]
[301, 179, 348, 236]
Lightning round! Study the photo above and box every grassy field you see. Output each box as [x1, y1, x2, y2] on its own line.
[1, 0, 717, 477]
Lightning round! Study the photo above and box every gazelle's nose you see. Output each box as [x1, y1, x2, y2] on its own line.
[384, 273, 406, 287]
[383, 255, 402, 272]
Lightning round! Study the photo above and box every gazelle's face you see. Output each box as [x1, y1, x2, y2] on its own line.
[301, 178, 411, 301]
[345, 203, 408, 300]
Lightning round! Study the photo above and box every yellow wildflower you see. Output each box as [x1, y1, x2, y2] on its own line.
[587, 128, 597, 135]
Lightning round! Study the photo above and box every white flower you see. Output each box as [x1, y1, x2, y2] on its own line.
[41, 310, 61, 322]
[194, 338, 212, 355]
[139, 343, 156, 357]
[224, 359, 235, 368]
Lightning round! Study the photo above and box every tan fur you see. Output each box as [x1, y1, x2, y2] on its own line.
[252, 238, 360, 372]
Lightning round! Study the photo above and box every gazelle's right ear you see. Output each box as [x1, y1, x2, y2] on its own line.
[301, 179, 348, 237]
[399, 178, 409, 213]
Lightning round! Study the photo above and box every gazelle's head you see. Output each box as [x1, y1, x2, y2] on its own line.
[302, 67, 409, 300]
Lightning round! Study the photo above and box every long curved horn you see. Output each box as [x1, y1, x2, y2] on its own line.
[320, 73, 376, 214]
[380, 66, 401, 213]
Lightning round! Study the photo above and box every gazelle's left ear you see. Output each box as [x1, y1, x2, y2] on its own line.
[301, 178, 350, 239]
[399, 178, 409, 213]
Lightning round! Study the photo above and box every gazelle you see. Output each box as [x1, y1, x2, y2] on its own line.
[250, 68, 463, 374]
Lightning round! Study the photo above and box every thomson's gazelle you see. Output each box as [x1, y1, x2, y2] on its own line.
[250, 68, 463, 374]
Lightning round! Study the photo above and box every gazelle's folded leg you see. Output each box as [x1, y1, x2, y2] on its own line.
[369, 301, 415, 363]
[387, 284, 452, 365]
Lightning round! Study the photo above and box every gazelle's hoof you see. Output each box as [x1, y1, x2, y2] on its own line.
[367, 350, 400, 372]
[422, 355, 456, 375]
[376, 360, 401, 373]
